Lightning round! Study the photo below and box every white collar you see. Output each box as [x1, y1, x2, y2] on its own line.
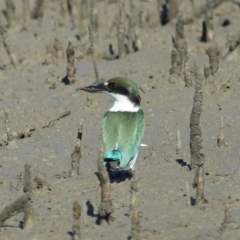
[108, 93, 140, 112]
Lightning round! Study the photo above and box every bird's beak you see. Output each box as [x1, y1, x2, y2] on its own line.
[79, 82, 108, 93]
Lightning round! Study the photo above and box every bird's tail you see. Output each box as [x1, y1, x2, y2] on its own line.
[104, 150, 121, 160]
[104, 150, 121, 169]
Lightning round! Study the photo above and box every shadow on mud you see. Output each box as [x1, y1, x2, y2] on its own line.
[176, 159, 192, 171]
[95, 170, 132, 184]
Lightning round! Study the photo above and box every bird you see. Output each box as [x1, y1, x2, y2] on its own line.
[81, 77, 145, 175]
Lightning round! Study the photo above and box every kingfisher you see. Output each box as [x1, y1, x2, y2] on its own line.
[81, 77, 145, 174]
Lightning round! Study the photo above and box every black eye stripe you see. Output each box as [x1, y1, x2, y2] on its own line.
[108, 82, 116, 89]
[107, 82, 141, 106]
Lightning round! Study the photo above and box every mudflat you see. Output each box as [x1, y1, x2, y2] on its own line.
[0, 1, 240, 239]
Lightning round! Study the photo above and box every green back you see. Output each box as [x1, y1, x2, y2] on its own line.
[102, 110, 145, 168]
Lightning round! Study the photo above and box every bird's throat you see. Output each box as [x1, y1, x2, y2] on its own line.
[108, 93, 140, 112]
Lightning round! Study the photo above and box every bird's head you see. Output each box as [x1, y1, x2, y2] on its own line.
[80, 77, 141, 106]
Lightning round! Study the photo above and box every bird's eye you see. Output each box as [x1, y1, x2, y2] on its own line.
[108, 82, 116, 89]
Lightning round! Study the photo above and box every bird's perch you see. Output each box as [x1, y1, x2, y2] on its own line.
[190, 65, 208, 207]
[130, 170, 141, 240]
[97, 137, 114, 223]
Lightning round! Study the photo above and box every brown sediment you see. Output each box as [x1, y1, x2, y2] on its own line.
[97, 136, 114, 223]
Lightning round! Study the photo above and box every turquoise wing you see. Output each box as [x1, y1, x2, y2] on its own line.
[102, 110, 145, 168]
